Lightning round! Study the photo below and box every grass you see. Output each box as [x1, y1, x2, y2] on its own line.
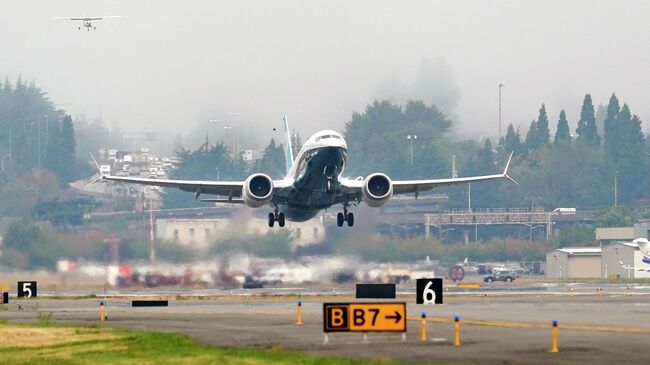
[0, 322, 442, 365]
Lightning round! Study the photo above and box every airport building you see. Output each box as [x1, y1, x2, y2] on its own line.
[601, 240, 650, 279]
[546, 247, 602, 279]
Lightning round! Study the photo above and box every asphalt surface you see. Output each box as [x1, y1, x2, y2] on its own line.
[2, 284, 650, 364]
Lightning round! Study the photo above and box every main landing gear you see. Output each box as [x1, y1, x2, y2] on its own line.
[268, 207, 285, 228]
[337, 206, 354, 227]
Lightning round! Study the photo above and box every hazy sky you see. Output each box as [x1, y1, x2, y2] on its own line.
[1, 0, 649, 143]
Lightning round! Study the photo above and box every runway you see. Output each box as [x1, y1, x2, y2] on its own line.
[2, 285, 650, 364]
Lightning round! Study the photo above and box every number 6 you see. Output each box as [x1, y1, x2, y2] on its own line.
[422, 281, 436, 304]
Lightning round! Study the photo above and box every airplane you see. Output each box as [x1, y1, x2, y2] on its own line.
[93, 116, 517, 228]
[619, 260, 650, 273]
[53, 16, 122, 31]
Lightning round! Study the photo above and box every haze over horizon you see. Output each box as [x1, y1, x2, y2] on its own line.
[1, 0, 649, 144]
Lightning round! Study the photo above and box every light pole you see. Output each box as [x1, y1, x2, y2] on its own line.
[209, 118, 220, 143]
[498, 83, 504, 142]
[406, 134, 417, 165]
[215, 167, 220, 181]
[37, 120, 41, 169]
[1, 154, 9, 171]
[527, 224, 545, 242]
[614, 170, 618, 208]
[223, 125, 233, 157]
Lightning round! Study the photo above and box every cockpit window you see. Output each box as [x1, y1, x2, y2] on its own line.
[315, 134, 341, 142]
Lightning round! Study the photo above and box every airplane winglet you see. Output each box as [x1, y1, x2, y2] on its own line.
[503, 151, 518, 185]
[87, 152, 105, 186]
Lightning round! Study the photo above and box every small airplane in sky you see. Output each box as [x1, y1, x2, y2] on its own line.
[93, 116, 516, 228]
[53, 16, 122, 31]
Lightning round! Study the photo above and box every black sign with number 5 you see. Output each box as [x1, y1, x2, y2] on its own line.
[17, 281, 37, 298]
[416, 278, 442, 304]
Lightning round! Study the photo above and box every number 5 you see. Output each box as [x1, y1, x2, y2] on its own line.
[23, 283, 32, 298]
[422, 281, 436, 304]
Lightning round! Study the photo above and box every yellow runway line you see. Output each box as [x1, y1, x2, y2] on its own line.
[405, 315, 650, 334]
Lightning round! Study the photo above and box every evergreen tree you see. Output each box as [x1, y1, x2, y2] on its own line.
[503, 123, 521, 155]
[554, 110, 571, 144]
[603, 93, 621, 157]
[575, 94, 600, 147]
[525, 120, 539, 151]
[251, 139, 286, 179]
[58, 115, 76, 183]
[536, 104, 550, 146]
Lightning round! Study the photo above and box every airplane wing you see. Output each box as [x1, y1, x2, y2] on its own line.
[619, 261, 650, 272]
[101, 174, 246, 198]
[392, 152, 517, 195]
[340, 152, 517, 198]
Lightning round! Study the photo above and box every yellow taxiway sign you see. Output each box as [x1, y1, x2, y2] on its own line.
[323, 302, 406, 332]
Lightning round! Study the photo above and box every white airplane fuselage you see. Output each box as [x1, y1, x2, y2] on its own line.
[279, 130, 348, 221]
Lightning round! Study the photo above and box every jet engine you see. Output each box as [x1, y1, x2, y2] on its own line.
[242, 173, 274, 208]
[363, 173, 393, 207]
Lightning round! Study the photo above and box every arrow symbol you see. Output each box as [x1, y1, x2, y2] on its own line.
[385, 311, 402, 323]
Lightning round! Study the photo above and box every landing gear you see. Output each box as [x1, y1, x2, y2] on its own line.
[337, 206, 354, 227]
[268, 207, 285, 228]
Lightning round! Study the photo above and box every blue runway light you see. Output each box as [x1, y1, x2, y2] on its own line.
[454, 315, 460, 322]
[421, 311, 426, 318]
[100, 301, 104, 305]
[553, 320, 558, 327]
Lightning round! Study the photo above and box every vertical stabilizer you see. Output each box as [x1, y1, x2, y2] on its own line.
[283, 114, 294, 175]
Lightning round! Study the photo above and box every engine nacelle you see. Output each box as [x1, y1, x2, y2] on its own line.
[242, 173, 274, 208]
[363, 173, 393, 207]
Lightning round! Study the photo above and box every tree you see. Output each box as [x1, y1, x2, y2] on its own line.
[575, 94, 599, 147]
[554, 110, 570, 145]
[1, 218, 69, 269]
[251, 139, 286, 179]
[343, 99, 452, 178]
[58, 115, 77, 182]
[536, 104, 550, 147]
[603, 93, 621, 157]
[525, 120, 539, 151]
[602, 95, 645, 203]
[596, 207, 635, 228]
[502, 124, 521, 155]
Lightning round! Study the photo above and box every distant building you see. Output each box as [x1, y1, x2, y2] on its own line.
[601, 240, 650, 279]
[157, 218, 226, 248]
[595, 227, 634, 244]
[546, 247, 601, 279]
[156, 216, 325, 248]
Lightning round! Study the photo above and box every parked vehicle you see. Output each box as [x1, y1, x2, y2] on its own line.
[484, 271, 516, 283]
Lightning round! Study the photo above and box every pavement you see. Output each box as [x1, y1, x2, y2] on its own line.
[1, 283, 650, 364]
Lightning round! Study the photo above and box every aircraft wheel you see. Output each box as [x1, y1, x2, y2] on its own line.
[278, 213, 285, 227]
[268, 213, 275, 228]
[337, 212, 344, 227]
[347, 212, 354, 227]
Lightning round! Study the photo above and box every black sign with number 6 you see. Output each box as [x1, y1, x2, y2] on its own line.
[17, 281, 37, 298]
[416, 278, 442, 304]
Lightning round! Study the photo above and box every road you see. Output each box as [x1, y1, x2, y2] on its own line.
[2, 286, 649, 364]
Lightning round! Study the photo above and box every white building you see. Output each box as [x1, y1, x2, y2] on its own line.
[601, 239, 650, 279]
[546, 247, 602, 279]
[156, 216, 325, 248]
